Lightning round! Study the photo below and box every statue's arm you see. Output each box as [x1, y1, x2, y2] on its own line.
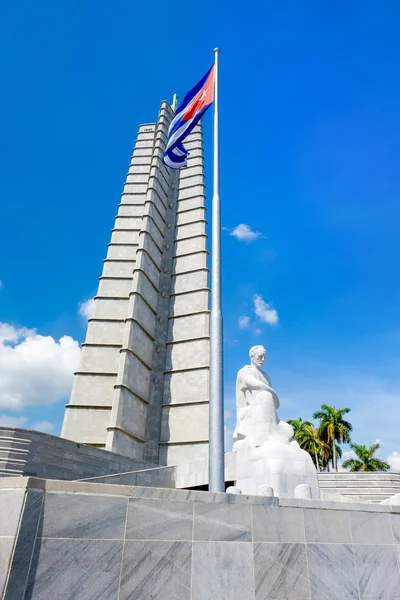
[239, 370, 279, 407]
[240, 371, 270, 392]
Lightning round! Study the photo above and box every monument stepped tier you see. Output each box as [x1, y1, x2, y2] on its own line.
[62, 101, 210, 466]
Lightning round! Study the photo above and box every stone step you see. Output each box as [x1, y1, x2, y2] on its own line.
[0, 435, 32, 445]
[318, 473, 400, 480]
[0, 468, 24, 475]
[320, 488, 400, 495]
[352, 495, 393, 503]
[319, 480, 400, 488]
[325, 489, 395, 503]
[0, 446, 30, 455]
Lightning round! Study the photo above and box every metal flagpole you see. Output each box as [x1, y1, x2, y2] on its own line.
[209, 47, 225, 493]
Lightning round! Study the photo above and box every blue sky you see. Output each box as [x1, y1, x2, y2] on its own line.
[1, 1, 400, 467]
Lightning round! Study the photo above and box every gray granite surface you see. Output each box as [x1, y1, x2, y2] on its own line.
[254, 542, 309, 599]
[0, 489, 25, 537]
[252, 505, 305, 543]
[5, 490, 43, 600]
[354, 544, 400, 598]
[349, 511, 393, 544]
[192, 541, 254, 600]
[120, 541, 191, 600]
[2, 478, 400, 599]
[39, 493, 128, 540]
[193, 501, 252, 541]
[307, 543, 359, 600]
[303, 507, 352, 543]
[0, 538, 14, 597]
[391, 513, 400, 543]
[126, 497, 193, 541]
[25, 539, 122, 600]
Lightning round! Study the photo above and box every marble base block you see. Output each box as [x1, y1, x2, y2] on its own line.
[234, 437, 320, 499]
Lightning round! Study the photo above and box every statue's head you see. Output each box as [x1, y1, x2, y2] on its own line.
[249, 345, 267, 369]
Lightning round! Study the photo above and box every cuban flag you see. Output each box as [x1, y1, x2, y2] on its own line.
[163, 65, 215, 169]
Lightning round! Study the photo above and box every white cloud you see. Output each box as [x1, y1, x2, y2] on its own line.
[0, 281, 3, 290]
[0, 322, 81, 410]
[78, 298, 95, 320]
[230, 224, 265, 243]
[337, 450, 357, 471]
[0, 414, 28, 427]
[238, 315, 250, 329]
[253, 294, 279, 325]
[0, 414, 55, 433]
[387, 452, 400, 471]
[342, 450, 356, 461]
[31, 420, 55, 433]
[0, 323, 34, 343]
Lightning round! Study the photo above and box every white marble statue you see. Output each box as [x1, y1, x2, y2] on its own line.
[232, 345, 319, 498]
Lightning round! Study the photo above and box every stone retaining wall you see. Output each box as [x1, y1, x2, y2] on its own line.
[0, 427, 173, 488]
[2, 477, 400, 599]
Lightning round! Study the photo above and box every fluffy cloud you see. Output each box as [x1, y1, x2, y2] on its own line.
[253, 294, 279, 325]
[238, 315, 250, 329]
[0, 414, 28, 427]
[387, 452, 400, 471]
[0, 323, 34, 343]
[78, 298, 95, 320]
[337, 449, 357, 471]
[0, 323, 81, 410]
[230, 224, 265, 242]
[341, 450, 356, 461]
[0, 414, 55, 433]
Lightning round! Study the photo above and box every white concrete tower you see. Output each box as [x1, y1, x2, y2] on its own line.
[62, 101, 210, 466]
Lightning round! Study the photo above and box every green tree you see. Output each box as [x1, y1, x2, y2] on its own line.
[287, 417, 310, 435]
[342, 442, 390, 472]
[313, 405, 352, 472]
[288, 418, 329, 472]
[321, 442, 342, 472]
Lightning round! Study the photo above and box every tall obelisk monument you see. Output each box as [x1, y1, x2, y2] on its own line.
[62, 101, 210, 466]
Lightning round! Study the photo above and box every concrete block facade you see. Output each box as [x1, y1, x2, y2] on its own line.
[4, 477, 400, 600]
[62, 101, 210, 466]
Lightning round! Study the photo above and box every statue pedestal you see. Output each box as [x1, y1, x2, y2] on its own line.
[233, 437, 320, 499]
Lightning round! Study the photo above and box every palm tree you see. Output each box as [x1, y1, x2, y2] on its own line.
[313, 405, 352, 472]
[320, 440, 342, 472]
[287, 417, 310, 435]
[296, 423, 324, 472]
[342, 442, 390, 472]
[288, 418, 328, 472]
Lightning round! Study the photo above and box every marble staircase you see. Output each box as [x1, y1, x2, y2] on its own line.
[318, 472, 400, 503]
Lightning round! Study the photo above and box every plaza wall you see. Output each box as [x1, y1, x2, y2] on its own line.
[2, 429, 400, 504]
[2, 477, 400, 599]
[0, 427, 173, 488]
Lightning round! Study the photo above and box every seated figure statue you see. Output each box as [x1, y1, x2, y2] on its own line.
[233, 345, 319, 498]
